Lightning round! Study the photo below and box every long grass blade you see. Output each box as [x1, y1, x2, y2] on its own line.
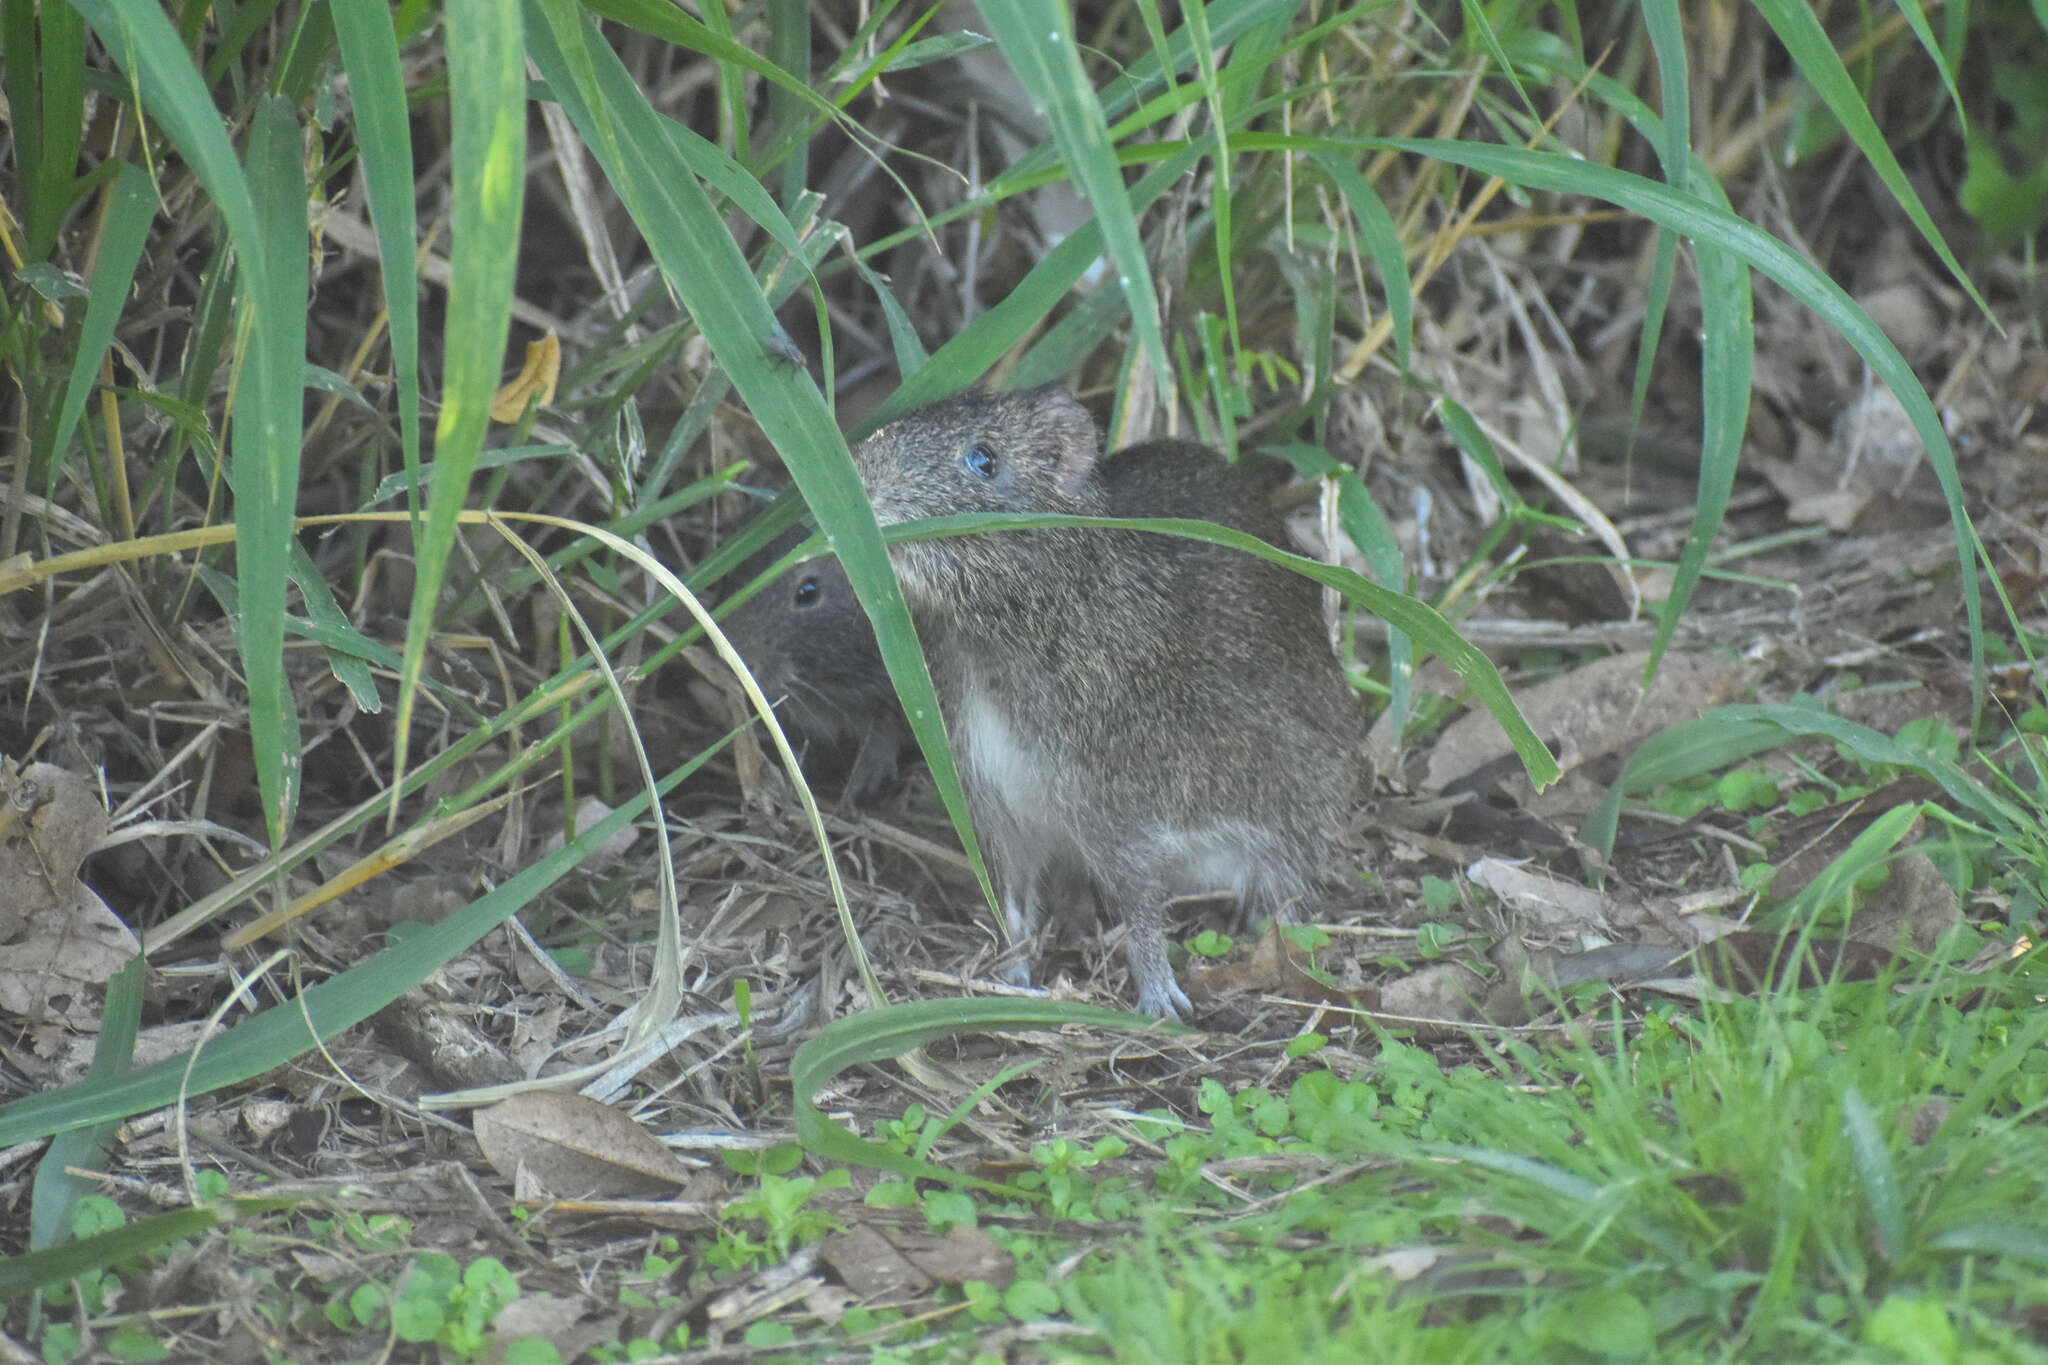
[29, 956, 144, 1254]
[330, 0, 424, 532]
[0, 760, 714, 1148]
[14, 0, 87, 260]
[49, 164, 153, 470]
[69, 0, 311, 845]
[1841, 1085, 1905, 1261]
[240, 94, 310, 842]
[391, 0, 526, 815]
[792, 997, 1175, 1189]
[1749, 0, 1986, 317]
[520, 0, 993, 915]
[977, 1, 1170, 400]
[1368, 137, 1987, 721]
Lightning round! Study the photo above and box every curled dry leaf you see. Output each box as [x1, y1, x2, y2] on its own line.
[473, 1091, 692, 1197]
[488, 332, 561, 422]
[0, 760, 132, 1030]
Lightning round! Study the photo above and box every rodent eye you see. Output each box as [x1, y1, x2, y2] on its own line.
[959, 443, 999, 480]
[792, 575, 822, 608]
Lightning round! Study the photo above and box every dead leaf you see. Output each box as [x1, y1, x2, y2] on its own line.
[0, 761, 135, 1030]
[1374, 962, 1491, 1036]
[1764, 384, 1927, 530]
[1424, 651, 1748, 797]
[489, 333, 560, 423]
[820, 1223, 929, 1300]
[473, 1091, 692, 1197]
[1767, 786, 1931, 904]
[820, 1223, 1015, 1300]
[1847, 850, 1959, 954]
[481, 1295, 621, 1365]
[1357, 1246, 1451, 1282]
[1467, 857, 1612, 936]
[1185, 922, 1375, 1010]
[0, 760, 113, 931]
[903, 1226, 1014, 1288]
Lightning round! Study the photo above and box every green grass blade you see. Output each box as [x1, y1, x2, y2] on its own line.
[1428, 1143, 1604, 1205]
[1750, 0, 1985, 318]
[976, 0, 1170, 400]
[1584, 701, 2038, 867]
[846, 250, 932, 377]
[1581, 712, 1803, 862]
[329, 0, 423, 531]
[1, 0, 44, 253]
[1628, 0, 1688, 453]
[521, 0, 991, 918]
[0, 1207, 223, 1296]
[287, 542, 382, 711]
[0, 758, 714, 1148]
[1930, 1223, 2048, 1262]
[392, 0, 525, 805]
[17, 0, 87, 260]
[29, 956, 143, 1255]
[1651, 235, 1751, 678]
[1840, 1085, 1905, 1260]
[48, 163, 153, 470]
[1436, 398, 1518, 508]
[240, 93, 310, 843]
[1932, 1010, 2048, 1146]
[1778, 802, 1921, 926]
[792, 997, 1176, 1189]
[1370, 137, 1986, 720]
[1178, 0, 1243, 377]
[1309, 150, 1412, 371]
[1009, 273, 1131, 390]
[883, 511, 1555, 788]
[871, 142, 1208, 430]
[1710, 705, 2035, 835]
[1267, 440, 1413, 735]
[765, 0, 808, 205]
[584, 0, 851, 133]
[69, 0, 309, 843]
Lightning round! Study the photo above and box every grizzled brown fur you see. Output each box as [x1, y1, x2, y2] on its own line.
[851, 386, 1362, 1019]
[721, 523, 911, 803]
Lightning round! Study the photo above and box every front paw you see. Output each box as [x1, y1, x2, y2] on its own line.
[1133, 975, 1192, 1022]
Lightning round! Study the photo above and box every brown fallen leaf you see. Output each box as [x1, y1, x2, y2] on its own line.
[1374, 961, 1492, 1037]
[473, 1091, 692, 1197]
[0, 760, 133, 1030]
[1184, 921, 1375, 1011]
[479, 1295, 622, 1365]
[1424, 650, 1750, 798]
[1467, 857, 1614, 936]
[820, 1222, 1016, 1301]
[1846, 850, 1960, 954]
[1762, 384, 1932, 532]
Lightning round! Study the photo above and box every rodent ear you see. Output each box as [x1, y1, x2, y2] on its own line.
[1032, 386, 1102, 499]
